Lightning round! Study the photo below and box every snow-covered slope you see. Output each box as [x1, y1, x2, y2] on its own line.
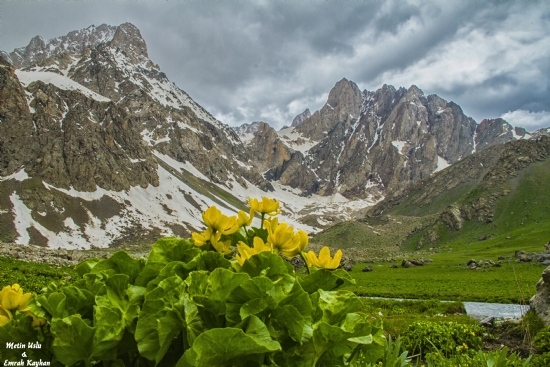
[15, 70, 111, 102]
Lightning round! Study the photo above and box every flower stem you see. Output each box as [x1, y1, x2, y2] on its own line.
[300, 251, 311, 274]
[260, 213, 265, 229]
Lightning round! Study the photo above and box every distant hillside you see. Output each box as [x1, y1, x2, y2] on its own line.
[312, 136, 550, 256]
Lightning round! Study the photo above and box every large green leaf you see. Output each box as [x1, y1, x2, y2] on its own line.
[92, 306, 124, 360]
[184, 250, 232, 272]
[271, 304, 311, 343]
[90, 251, 146, 284]
[225, 276, 275, 325]
[311, 289, 363, 325]
[135, 275, 187, 363]
[95, 274, 141, 330]
[35, 286, 94, 321]
[240, 251, 294, 280]
[147, 237, 200, 263]
[74, 272, 111, 296]
[176, 316, 281, 367]
[50, 315, 95, 366]
[298, 268, 355, 294]
[75, 258, 101, 276]
[311, 313, 385, 366]
[189, 268, 250, 326]
[145, 252, 232, 292]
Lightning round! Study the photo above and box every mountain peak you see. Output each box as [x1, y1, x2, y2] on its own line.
[109, 22, 148, 59]
[6, 23, 118, 68]
[291, 109, 311, 127]
[407, 85, 424, 96]
[326, 78, 362, 111]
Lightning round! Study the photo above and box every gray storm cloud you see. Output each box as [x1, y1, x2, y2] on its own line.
[4, 1, 550, 131]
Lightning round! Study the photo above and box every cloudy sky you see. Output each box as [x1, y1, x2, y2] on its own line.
[3, 0, 550, 131]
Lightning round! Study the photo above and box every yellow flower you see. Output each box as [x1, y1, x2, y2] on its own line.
[0, 284, 38, 327]
[210, 232, 233, 255]
[237, 210, 253, 227]
[264, 218, 307, 257]
[0, 307, 11, 326]
[192, 228, 213, 248]
[202, 206, 239, 235]
[304, 247, 342, 269]
[236, 237, 272, 266]
[0, 284, 33, 312]
[248, 197, 281, 216]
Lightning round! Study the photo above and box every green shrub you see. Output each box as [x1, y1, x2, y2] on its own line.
[534, 327, 550, 353]
[402, 321, 483, 358]
[426, 347, 531, 367]
[522, 310, 546, 338]
[530, 351, 550, 367]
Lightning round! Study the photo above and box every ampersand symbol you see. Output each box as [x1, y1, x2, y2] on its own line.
[22, 351, 27, 357]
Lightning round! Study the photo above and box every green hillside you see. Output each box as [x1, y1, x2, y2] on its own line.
[312, 137, 550, 259]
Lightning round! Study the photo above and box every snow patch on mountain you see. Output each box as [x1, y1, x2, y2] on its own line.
[278, 127, 319, 153]
[391, 141, 407, 155]
[0, 168, 29, 182]
[435, 156, 451, 172]
[15, 70, 111, 102]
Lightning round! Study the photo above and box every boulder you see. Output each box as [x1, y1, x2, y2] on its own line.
[401, 260, 415, 268]
[362, 266, 373, 272]
[410, 259, 426, 266]
[531, 266, 550, 324]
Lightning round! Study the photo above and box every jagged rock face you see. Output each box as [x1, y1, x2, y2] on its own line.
[295, 78, 363, 141]
[12, 22, 269, 191]
[233, 121, 262, 136]
[245, 122, 293, 173]
[475, 118, 526, 151]
[8, 24, 117, 68]
[0, 60, 36, 175]
[1, 57, 158, 191]
[291, 109, 311, 127]
[261, 80, 536, 199]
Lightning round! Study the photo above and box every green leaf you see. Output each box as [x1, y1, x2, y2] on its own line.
[226, 276, 275, 325]
[272, 304, 311, 343]
[147, 237, 200, 263]
[241, 251, 294, 280]
[312, 289, 363, 325]
[36, 286, 94, 321]
[135, 275, 187, 363]
[298, 268, 355, 294]
[92, 306, 124, 359]
[240, 298, 270, 320]
[134, 261, 166, 287]
[185, 250, 232, 272]
[176, 316, 281, 367]
[51, 315, 95, 366]
[90, 251, 146, 284]
[75, 258, 101, 276]
[192, 269, 250, 316]
[73, 272, 111, 296]
[95, 274, 140, 330]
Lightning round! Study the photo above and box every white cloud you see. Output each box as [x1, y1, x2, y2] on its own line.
[500, 110, 550, 131]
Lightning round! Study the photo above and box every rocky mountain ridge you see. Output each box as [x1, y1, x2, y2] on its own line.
[241, 79, 546, 201]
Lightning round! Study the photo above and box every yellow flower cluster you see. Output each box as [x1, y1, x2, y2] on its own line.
[191, 197, 343, 270]
[304, 247, 343, 270]
[0, 284, 44, 327]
